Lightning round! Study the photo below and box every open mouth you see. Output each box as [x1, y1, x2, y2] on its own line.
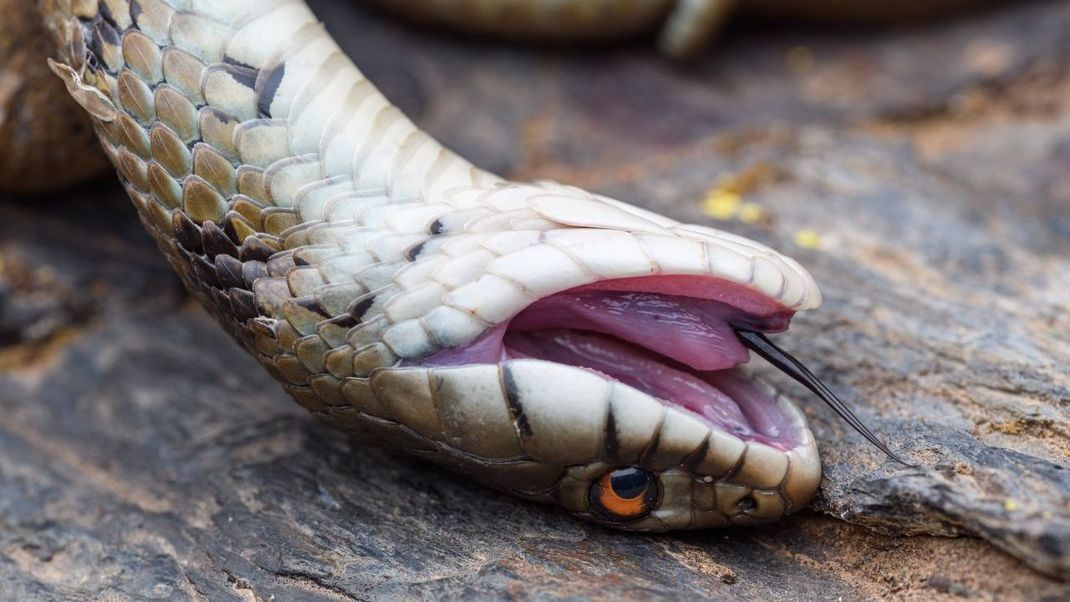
[422, 275, 905, 461]
[421, 274, 798, 449]
[502, 286, 799, 450]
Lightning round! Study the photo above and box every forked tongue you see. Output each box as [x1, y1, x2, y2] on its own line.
[735, 330, 914, 466]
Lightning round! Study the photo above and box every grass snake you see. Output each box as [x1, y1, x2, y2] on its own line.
[27, 0, 926, 529]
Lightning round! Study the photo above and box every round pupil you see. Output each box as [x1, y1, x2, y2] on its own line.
[609, 468, 649, 500]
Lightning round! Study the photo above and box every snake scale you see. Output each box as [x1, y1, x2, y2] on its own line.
[23, 0, 926, 529]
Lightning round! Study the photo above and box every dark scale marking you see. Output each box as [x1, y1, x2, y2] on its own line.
[97, 20, 121, 46]
[173, 244, 194, 267]
[405, 241, 426, 262]
[604, 406, 621, 462]
[681, 436, 711, 473]
[130, 0, 143, 23]
[230, 289, 259, 321]
[85, 49, 101, 73]
[190, 253, 221, 289]
[203, 107, 239, 126]
[239, 237, 276, 263]
[209, 287, 232, 315]
[294, 297, 328, 317]
[429, 218, 445, 235]
[223, 55, 258, 71]
[638, 425, 663, 466]
[214, 255, 245, 290]
[501, 365, 534, 438]
[173, 212, 204, 254]
[202, 222, 239, 259]
[222, 215, 243, 243]
[99, 2, 118, 28]
[257, 64, 286, 119]
[348, 296, 375, 321]
[255, 279, 296, 317]
[225, 64, 259, 90]
[241, 261, 269, 287]
[325, 314, 357, 329]
[87, 24, 105, 69]
[720, 447, 748, 482]
[293, 255, 311, 267]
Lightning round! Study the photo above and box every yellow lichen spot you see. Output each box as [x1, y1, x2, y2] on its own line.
[1003, 500, 1018, 512]
[738, 203, 767, 224]
[703, 188, 742, 221]
[793, 229, 822, 249]
[989, 420, 1024, 435]
[786, 46, 816, 75]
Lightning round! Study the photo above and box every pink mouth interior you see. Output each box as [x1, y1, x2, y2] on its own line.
[422, 276, 801, 450]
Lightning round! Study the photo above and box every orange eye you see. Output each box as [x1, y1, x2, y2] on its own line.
[588, 467, 659, 523]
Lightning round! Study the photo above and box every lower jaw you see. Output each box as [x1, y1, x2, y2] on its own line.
[503, 328, 801, 451]
[421, 324, 802, 452]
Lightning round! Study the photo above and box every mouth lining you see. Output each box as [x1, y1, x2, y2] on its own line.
[502, 328, 798, 450]
[422, 275, 804, 451]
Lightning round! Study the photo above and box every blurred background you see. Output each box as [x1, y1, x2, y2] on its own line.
[0, 0, 1067, 598]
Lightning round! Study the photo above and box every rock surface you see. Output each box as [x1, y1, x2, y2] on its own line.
[1, 0, 1068, 598]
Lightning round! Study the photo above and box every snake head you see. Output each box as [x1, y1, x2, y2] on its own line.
[347, 182, 825, 530]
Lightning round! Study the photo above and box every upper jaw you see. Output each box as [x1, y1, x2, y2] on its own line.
[379, 222, 822, 362]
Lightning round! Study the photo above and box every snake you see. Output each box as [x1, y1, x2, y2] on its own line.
[25, 0, 920, 531]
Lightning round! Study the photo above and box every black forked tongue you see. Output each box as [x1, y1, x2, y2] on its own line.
[735, 329, 915, 466]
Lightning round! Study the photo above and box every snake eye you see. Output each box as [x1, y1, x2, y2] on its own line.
[588, 467, 659, 523]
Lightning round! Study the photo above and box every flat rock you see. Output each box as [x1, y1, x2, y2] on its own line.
[0, 0, 1068, 598]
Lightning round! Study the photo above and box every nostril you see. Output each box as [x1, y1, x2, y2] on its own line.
[738, 496, 757, 513]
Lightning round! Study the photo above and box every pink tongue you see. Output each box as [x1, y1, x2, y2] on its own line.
[507, 292, 750, 371]
[504, 329, 759, 439]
